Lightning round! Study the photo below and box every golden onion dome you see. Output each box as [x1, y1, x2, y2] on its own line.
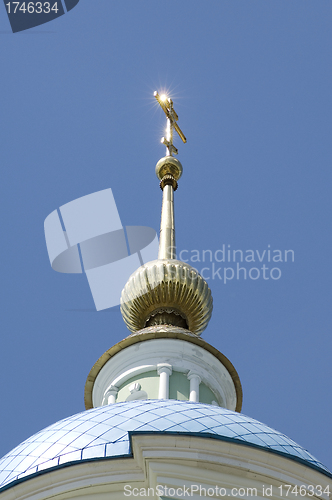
[120, 259, 213, 336]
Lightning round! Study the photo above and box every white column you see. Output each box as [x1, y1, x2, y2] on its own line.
[157, 363, 172, 399]
[105, 386, 118, 405]
[187, 372, 201, 402]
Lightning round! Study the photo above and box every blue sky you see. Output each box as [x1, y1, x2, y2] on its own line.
[0, 0, 331, 472]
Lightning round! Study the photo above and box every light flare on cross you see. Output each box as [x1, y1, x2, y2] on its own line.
[154, 91, 187, 157]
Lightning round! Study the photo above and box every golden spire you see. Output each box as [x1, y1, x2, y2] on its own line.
[154, 91, 186, 260]
[120, 92, 213, 336]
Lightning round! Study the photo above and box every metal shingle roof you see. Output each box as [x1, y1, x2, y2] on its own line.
[0, 400, 330, 490]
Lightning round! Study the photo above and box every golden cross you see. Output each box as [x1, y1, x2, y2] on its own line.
[154, 91, 187, 156]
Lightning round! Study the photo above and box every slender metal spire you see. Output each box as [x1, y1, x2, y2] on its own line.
[158, 180, 175, 259]
[120, 92, 213, 336]
[154, 92, 186, 259]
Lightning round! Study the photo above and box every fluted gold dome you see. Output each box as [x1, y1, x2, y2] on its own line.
[120, 259, 213, 336]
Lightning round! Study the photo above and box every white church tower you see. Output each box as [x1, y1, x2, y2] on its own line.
[0, 93, 330, 500]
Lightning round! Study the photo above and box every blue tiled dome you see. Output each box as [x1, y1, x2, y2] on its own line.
[0, 400, 330, 491]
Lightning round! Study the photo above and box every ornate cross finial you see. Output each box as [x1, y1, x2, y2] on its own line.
[154, 91, 187, 157]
